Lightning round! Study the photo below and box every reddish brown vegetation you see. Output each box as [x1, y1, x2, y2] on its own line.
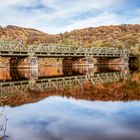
[0, 24, 139, 49]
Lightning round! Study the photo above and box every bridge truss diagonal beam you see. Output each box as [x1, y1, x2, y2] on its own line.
[0, 41, 133, 57]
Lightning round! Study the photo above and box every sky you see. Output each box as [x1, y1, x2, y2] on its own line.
[5, 97, 140, 140]
[0, 0, 139, 34]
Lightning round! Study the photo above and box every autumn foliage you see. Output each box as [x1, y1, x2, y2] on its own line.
[0, 24, 140, 51]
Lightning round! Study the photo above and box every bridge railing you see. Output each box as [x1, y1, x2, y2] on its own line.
[83, 47, 124, 56]
[0, 71, 130, 96]
[0, 41, 27, 52]
[0, 41, 132, 57]
[28, 44, 83, 54]
[28, 44, 125, 56]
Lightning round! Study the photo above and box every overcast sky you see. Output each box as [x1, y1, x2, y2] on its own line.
[0, 0, 139, 34]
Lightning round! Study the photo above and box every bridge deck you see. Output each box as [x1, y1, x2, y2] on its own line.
[0, 72, 130, 96]
[0, 41, 130, 57]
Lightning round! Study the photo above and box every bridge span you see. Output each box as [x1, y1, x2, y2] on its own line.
[0, 71, 130, 98]
[0, 41, 137, 67]
[0, 41, 128, 57]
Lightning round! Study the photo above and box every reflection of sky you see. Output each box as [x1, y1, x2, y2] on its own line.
[3, 97, 140, 140]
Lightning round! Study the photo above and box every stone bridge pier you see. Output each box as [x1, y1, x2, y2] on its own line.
[62, 58, 74, 67]
[63, 66, 73, 76]
[10, 56, 38, 69]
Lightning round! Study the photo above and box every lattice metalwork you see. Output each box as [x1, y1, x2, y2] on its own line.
[0, 72, 130, 96]
[33, 45, 125, 57]
[0, 80, 29, 98]
[0, 41, 133, 57]
[0, 41, 28, 56]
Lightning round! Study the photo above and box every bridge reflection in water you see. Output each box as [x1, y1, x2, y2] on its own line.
[0, 64, 137, 107]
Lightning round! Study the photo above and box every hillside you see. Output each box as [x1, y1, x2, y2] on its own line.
[0, 24, 140, 51]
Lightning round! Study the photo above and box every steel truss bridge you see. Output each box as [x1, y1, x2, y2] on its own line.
[0, 41, 132, 58]
[0, 71, 130, 98]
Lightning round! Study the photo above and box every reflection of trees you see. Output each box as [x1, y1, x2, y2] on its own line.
[1, 77, 140, 107]
[0, 65, 140, 106]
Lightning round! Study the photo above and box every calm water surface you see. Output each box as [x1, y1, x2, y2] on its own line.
[0, 65, 140, 140]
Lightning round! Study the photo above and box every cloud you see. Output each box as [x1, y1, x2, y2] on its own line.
[0, 0, 36, 9]
[5, 97, 140, 140]
[0, 0, 139, 34]
[43, 12, 123, 34]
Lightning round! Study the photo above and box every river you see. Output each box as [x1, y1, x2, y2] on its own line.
[0, 64, 140, 140]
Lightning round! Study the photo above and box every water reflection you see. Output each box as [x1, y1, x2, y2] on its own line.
[0, 65, 132, 107]
[0, 65, 140, 140]
[0, 65, 129, 80]
[4, 97, 140, 140]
